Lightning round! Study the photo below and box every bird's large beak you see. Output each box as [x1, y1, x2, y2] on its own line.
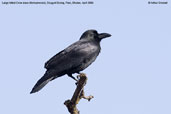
[98, 33, 111, 39]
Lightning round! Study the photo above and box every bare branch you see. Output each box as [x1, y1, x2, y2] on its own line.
[64, 73, 93, 114]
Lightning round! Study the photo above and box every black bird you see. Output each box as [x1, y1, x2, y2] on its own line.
[30, 30, 111, 94]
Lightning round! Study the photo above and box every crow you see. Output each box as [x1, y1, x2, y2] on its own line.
[30, 29, 111, 94]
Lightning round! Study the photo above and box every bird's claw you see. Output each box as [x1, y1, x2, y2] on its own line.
[77, 73, 86, 79]
[75, 73, 87, 85]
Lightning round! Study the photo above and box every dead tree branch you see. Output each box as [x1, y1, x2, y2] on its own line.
[64, 73, 94, 114]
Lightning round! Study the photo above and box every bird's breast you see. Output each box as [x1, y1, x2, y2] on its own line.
[80, 43, 100, 54]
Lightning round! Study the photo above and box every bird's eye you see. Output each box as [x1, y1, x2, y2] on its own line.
[89, 34, 94, 37]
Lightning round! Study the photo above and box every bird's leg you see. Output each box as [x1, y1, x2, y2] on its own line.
[76, 71, 80, 74]
[68, 74, 78, 81]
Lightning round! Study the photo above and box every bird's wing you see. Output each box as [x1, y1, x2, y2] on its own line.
[44, 49, 66, 69]
[44, 41, 97, 73]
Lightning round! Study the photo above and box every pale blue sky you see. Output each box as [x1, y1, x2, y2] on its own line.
[0, 0, 171, 114]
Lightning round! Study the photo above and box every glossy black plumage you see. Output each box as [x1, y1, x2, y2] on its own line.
[30, 30, 111, 94]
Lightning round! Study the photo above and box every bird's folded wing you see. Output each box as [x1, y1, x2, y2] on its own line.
[44, 41, 93, 72]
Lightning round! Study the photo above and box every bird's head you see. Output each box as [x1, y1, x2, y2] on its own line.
[80, 29, 111, 42]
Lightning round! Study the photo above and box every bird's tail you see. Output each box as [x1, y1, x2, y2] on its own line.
[30, 72, 54, 94]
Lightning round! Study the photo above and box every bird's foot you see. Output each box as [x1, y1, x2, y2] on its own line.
[75, 73, 87, 85]
[76, 73, 86, 79]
